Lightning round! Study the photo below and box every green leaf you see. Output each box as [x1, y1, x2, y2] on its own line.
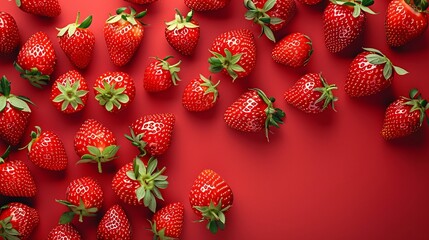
[352, 5, 361, 17]
[143, 189, 152, 206]
[148, 192, 157, 212]
[8, 96, 31, 112]
[126, 171, 137, 180]
[262, 25, 276, 42]
[87, 146, 101, 156]
[245, 11, 257, 20]
[362, 47, 383, 55]
[263, 0, 276, 11]
[393, 66, 409, 75]
[15, 0, 21, 7]
[0, 96, 7, 111]
[59, 211, 75, 224]
[136, 185, 146, 201]
[79, 15, 93, 28]
[270, 17, 284, 24]
[383, 63, 393, 80]
[116, 7, 127, 14]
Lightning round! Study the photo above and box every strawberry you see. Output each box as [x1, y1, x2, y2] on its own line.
[297, 0, 323, 5]
[56, 176, 104, 223]
[14, 31, 56, 88]
[0, 146, 37, 197]
[165, 9, 200, 55]
[224, 88, 285, 141]
[323, 0, 376, 53]
[16, 0, 61, 17]
[385, 0, 428, 47]
[345, 48, 408, 97]
[125, 113, 175, 157]
[50, 70, 89, 114]
[0, 202, 39, 240]
[112, 157, 168, 212]
[272, 32, 313, 68]
[74, 119, 119, 173]
[284, 73, 338, 113]
[104, 7, 146, 67]
[23, 126, 68, 171]
[209, 29, 256, 81]
[185, 0, 231, 11]
[0, 76, 33, 146]
[0, 11, 20, 56]
[47, 224, 82, 240]
[244, 0, 296, 42]
[57, 13, 95, 69]
[189, 169, 233, 234]
[381, 89, 429, 140]
[94, 71, 135, 113]
[143, 56, 181, 92]
[182, 74, 220, 112]
[149, 202, 184, 240]
[125, 0, 157, 4]
[97, 205, 132, 240]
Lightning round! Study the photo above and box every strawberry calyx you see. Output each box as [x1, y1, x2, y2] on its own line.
[0, 146, 11, 164]
[363, 48, 409, 80]
[52, 78, 88, 112]
[194, 199, 231, 234]
[148, 220, 175, 240]
[56, 198, 98, 224]
[0, 76, 33, 113]
[402, 88, 429, 126]
[406, 0, 429, 12]
[200, 75, 220, 104]
[94, 81, 130, 112]
[209, 49, 245, 81]
[106, 7, 147, 26]
[20, 126, 42, 153]
[57, 12, 93, 37]
[126, 157, 168, 213]
[313, 73, 339, 111]
[331, 0, 377, 17]
[77, 145, 119, 173]
[252, 88, 285, 141]
[166, 9, 199, 31]
[0, 205, 20, 240]
[244, 0, 284, 42]
[155, 56, 181, 85]
[125, 127, 147, 157]
[13, 62, 50, 88]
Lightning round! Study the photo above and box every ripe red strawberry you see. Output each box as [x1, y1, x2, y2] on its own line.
[47, 224, 82, 240]
[143, 56, 181, 92]
[182, 75, 220, 112]
[50, 70, 89, 114]
[104, 7, 146, 67]
[0, 202, 39, 240]
[125, 113, 175, 157]
[23, 126, 68, 171]
[272, 32, 313, 68]
[56, 176, 104, 223]
[97, 205, 132, 240]
[345, 48, 408, 97]
[14, 31, 56, 88]
[16, 0, 61, 17]
[385, 0, 428, 47]
[74, 119, 119, 173]
[94, 71, 135, 112]
[112, 157, 168, 212]
[165, 9, 200, 55]
[323, 0, 376, 53]
[57, 13, 95, 69]
[244, 0, 296, 42]
[209, 29, 256, 81]
[297, 0, 323, 5]
[185, 0, 231, 11]
[0, 76, 33, 146]
[189, 169, 233, 234]
[149, 202, 184, 239]
[0, 12, 20, 56]
[0, 146, 37, 197]
[125, 0, 157, 3]
[381, 89, 429, 140]
[284, 73, 338, 113]
[224, 88, 285, 141]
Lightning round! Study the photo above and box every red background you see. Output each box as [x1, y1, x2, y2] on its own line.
[2, 0, 429, 239]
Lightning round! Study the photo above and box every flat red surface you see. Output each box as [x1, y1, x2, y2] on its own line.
[1, 0, 429, 239]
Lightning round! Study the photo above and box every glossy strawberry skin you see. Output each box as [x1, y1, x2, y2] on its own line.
[0, 104, 31, 146]
[74, 119, 117, 158]
[0, 160, 37, 197]
[272, 32, 313, 68]
[17, 0, 61, 17]
[97, 205, 132, 240]
[50, 70, 89, 114]
[65, 177, 104, 211]
[0, 12, 20, 56]
[0, 202, 39, 240]
[59, 28, 95, 69]
[323, 2, 365, 53]
[151, 202, 184, 239]
[385, 0, 428, 47]
[182, 76, 219, 112]
[112, 161, 144, 206]
[26, 127, 68, 171]
[297, 0, 323, 5]
[251, 0, 296, 31]
[47, 224, 82, 240]
[184, 0, 231, 11]
[165, 19, 200, 56]
[125, 0, 157, 3]
[128, 113, 175, 156]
